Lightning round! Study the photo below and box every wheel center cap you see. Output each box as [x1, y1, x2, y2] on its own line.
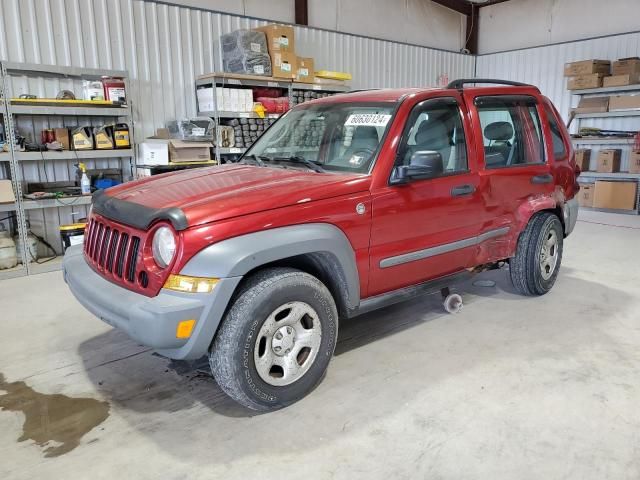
[272, 325, 295, 356]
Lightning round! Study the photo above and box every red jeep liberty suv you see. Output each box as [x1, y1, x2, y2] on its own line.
[64, 79, 579, 411]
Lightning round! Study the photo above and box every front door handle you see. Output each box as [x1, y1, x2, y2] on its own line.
[451, 184, 476, 197]
[531, 174, 554, 184]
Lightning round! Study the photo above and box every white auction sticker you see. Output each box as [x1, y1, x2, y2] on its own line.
[250, 42, 261, 53]
[345, 113, 392, 127]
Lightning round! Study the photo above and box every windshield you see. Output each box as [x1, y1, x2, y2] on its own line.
[243, 102, 395, 173]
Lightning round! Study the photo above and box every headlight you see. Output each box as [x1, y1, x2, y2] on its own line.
[152, 226, 176, 268]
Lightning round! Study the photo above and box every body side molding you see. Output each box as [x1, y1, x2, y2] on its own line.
[380, 226, 510, 269]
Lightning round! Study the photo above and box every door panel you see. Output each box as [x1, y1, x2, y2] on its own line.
[470, 94, 554, 262]
[368, 96, 486, 297]
[369, 173, 483, 296]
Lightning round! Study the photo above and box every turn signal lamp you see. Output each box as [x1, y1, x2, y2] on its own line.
[176, 319, 196, 339]
[164, 274, 219, 293]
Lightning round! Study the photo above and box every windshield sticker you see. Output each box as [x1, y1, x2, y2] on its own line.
[345, 113, 391, 127]
[349, 154, 366, 166]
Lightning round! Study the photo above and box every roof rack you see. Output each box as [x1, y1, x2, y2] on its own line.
[447, 78, 535, 89]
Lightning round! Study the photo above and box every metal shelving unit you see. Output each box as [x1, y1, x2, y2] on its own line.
[571, 85, 640, 214]
[195, 72, 350, 165]
[572, 137, 635, 146]
[198, 110, 281, 120]
[574, 111, 640, 119]
[579, 171, 640, 180]
[0, 61, 135, 280]
[571, 84, 640, 96]
[15, 149, 134, 161]
[291, 81, 350, 93]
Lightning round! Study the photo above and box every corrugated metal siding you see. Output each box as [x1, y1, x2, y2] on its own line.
[476, 31, 640, 172]
[0, 0, 473, 253]
[1, 0, 474, 138]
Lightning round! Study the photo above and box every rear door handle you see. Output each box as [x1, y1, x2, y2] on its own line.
[531, 174, 554, 184]
[451, 184, 476, 197]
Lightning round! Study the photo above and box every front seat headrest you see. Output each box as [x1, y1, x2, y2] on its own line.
[484, 121, 514, 141]
[351, 126, 379, 146]
[415, 121, 449, 150]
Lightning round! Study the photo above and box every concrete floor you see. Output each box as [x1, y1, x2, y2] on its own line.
[1, 210, 640, 479]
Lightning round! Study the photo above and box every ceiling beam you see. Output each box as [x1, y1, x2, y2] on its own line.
[431, 0, 472, 16]
[295, 0, 308, 25]
[476, 0, 512, 7]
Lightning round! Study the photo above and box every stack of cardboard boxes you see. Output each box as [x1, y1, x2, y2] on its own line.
[565, 60, 611, 90]
[221, 24, 315, 83]
[566, 58, 640, 90]
[579, 180, 638, 211]
[576, 149, 638, 210]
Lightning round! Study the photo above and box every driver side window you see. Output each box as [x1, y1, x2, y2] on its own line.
[396, 99, 468, 177]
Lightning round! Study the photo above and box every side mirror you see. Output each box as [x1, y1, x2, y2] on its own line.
[390, 151, 443, 185]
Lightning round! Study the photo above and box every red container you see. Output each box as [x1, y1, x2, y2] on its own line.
[102, 77, 126, 103]
[257, 96, 290, 113]
[252, 87, 281, 98]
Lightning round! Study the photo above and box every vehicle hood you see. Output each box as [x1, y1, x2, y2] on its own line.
[105, 164, 372, 228]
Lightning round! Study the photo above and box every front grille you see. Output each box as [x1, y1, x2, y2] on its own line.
[84, 217, 142, 285]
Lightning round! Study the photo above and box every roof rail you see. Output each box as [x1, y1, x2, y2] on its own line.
[447, 78, 536, 89]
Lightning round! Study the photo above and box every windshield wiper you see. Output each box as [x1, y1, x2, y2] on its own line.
[241, 154, 268, 167]
[271, 155, 326, 173]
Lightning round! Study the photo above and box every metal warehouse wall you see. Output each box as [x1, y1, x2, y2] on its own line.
[476, 31, 640, 124]
[0, 0, 475, 140]
[476, 31, 640, 172]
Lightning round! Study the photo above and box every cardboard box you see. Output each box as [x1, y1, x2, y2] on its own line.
[216, 88, 224, 111]
[603, 73, 640, 88]
[243, 89, 254, 111]
[272, 51, 297, 79]
[0, 180, 16, 204]
[54, 128, 71, 150]
[564, 60, 610, 77]
[169, 140, 211, 163]
[567, 74, 605, 90]
[196, 86, 214, 112]
[139, 139, 170, 166]
[296, 57, 315, 83]
[575, 96, 609, 113]
[596, 149, 622, 173]
[254, 24, 295, 55]
[629, 150, 640, 174]
[609, 95, 640, 111]
[593, 180, 638, 210]
[575, 149, 592, 171]
[577, 184, 594, 207]
[229, 88, 240, 112]
[612, 57, 640, 76]
[221, 88, 231, 111]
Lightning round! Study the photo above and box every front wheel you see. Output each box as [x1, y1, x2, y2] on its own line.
[209, 268, 338, 411]
[509, 212, 564, 296]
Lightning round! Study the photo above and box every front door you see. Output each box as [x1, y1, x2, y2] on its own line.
[368, 96, 486, 297]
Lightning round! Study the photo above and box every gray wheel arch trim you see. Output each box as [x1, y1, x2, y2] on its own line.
[180, 223, 361, 310]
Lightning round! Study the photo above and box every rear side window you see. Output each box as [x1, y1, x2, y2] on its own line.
[475, 95, 546, 168]
[545, 104, 567, 160]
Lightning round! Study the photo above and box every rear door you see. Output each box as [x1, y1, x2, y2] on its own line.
[467, 94, 553, 244]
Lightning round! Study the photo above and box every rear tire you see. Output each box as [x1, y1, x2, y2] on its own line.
[509, 212, 563, 296]
[209, 268, 338, 411]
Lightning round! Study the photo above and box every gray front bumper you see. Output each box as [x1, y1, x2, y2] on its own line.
[563, 197, 579, 237]
[63, 246, 241, 360]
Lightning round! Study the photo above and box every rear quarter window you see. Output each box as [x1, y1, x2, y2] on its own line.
[544, 104, 567, 160]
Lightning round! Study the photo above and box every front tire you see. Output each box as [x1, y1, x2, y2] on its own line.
[509, 212, 563, 296]
[209, 268, 338, 411]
